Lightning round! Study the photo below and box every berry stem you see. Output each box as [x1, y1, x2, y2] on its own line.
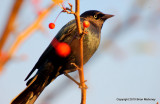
[54, 11, 62, 24]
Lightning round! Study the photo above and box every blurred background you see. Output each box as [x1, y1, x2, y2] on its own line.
[0, 0, 160, 104]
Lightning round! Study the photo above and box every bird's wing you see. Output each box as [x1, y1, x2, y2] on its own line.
[24, 19, 78, 81]
[24, 44, 53, 81]
[55, 19, 78, 42]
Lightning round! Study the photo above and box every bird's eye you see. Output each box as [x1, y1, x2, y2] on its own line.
[94, 15, 98, 19]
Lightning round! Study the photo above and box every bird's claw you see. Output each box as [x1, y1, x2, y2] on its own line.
[71, 63, 80, 70]
[79, 81, 88, 89]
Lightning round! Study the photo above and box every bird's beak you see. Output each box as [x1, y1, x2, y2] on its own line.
[102, 14, 114, 20]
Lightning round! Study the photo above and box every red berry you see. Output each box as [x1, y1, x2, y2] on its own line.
[83, 20, 90, 28]
[49, 23, 55, 29]
[55, 42, 71, 57]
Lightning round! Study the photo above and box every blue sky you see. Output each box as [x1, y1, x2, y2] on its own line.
[0, 0, 160, 104]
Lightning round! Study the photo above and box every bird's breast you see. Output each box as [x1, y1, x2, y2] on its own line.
[56, 19, 101, 73]
[69, 25, 101, 65]
[83, 27, 100, 64]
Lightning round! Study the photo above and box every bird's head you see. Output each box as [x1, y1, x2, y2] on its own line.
[80, 10, 114, 29]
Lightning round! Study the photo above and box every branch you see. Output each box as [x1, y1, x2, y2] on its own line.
[0, 0, 23, 73]
[74, 0, 86, 104]
[61, 1, 86, 103]
[0, 3, 56, 73]
[8, 3, 56, 56]
[0, 0, 23, 52]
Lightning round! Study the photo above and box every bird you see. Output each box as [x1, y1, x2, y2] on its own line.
[11, 10, 113, 104]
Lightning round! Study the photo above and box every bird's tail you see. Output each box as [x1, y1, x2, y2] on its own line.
[11, 76, 50, 104]
[11, 62, 60, 104]
[10, 72, 57, 104]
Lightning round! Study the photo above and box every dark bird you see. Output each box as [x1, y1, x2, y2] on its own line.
[11, 10, 113, 104]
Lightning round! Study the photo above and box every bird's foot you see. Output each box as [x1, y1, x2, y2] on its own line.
[79, 81, 88, 89]
[64, 72, 80, 86]
[71, 63, 80, 70]
[64, 72, 88, 89]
